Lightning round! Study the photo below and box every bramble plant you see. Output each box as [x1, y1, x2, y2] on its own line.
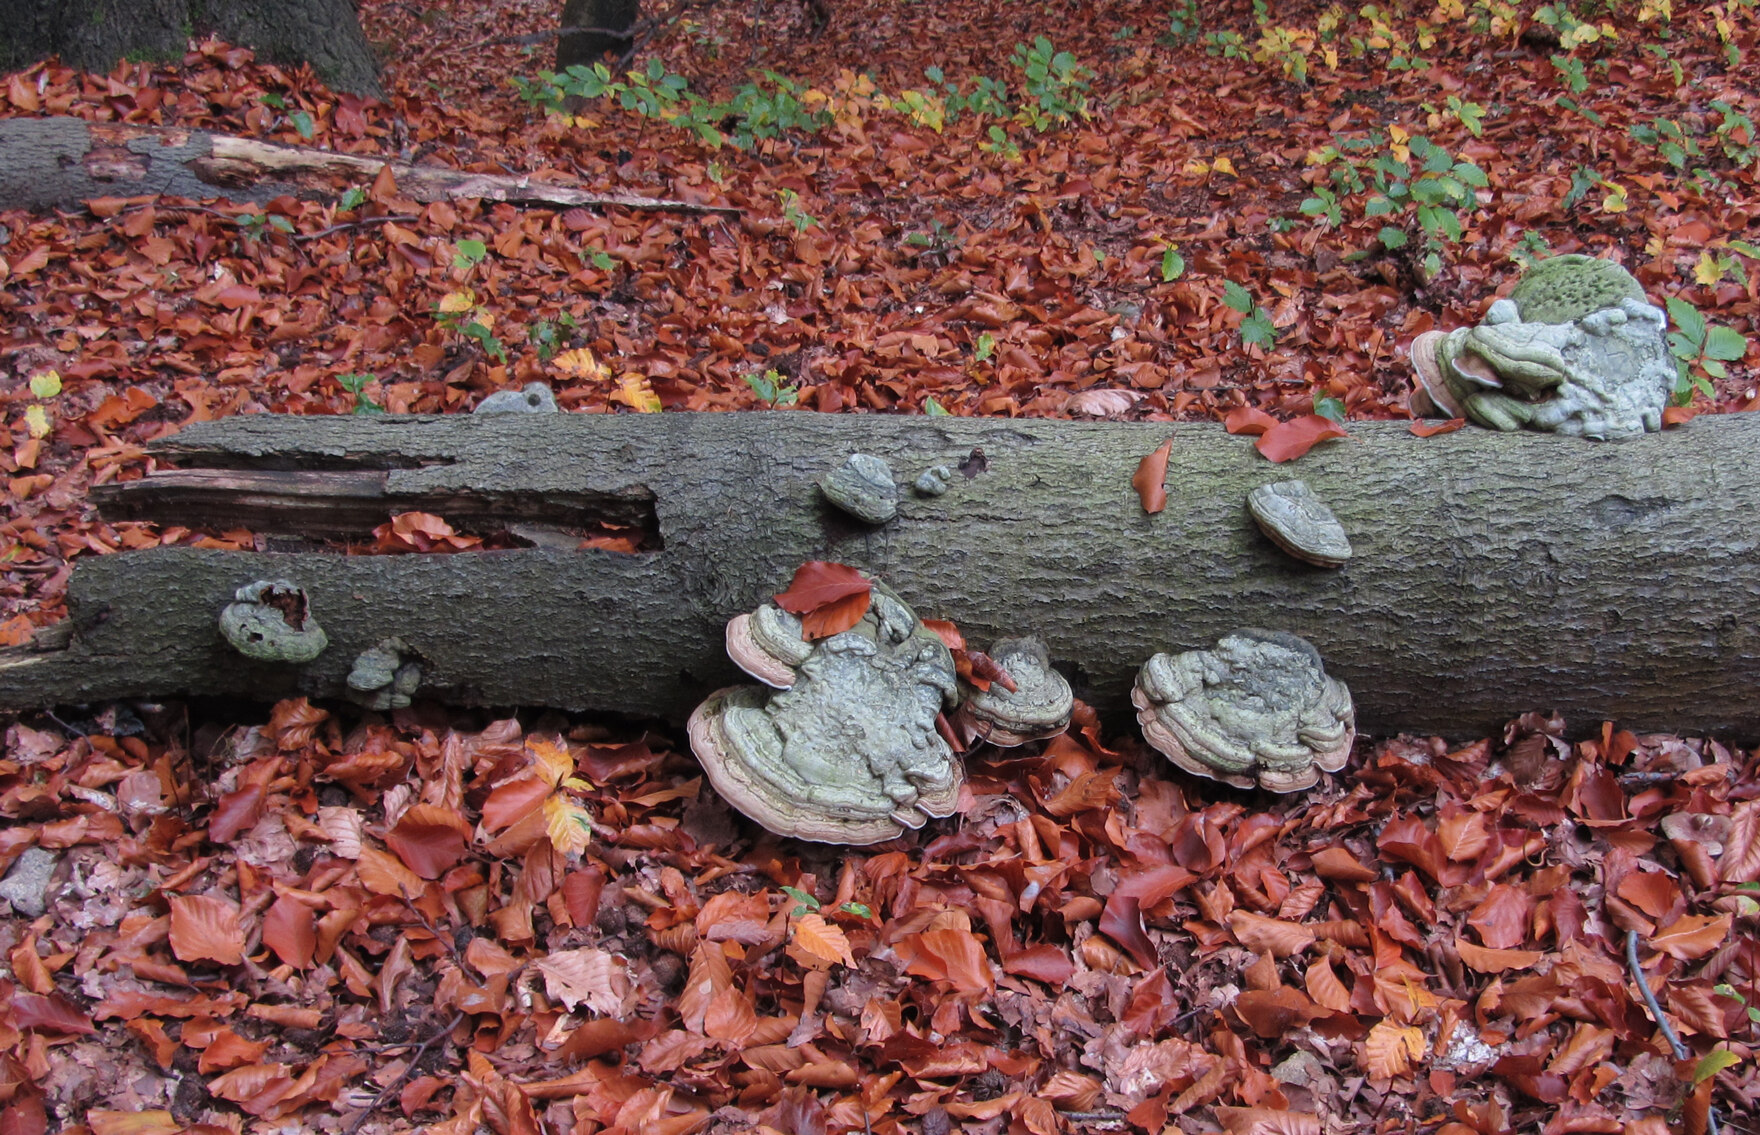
[742, 369, 798, 407]
[1304, 127, 1489, 278]
[1223, 280, 1278, 350]
[1665, 295, 1749, 405]
[1009, 37, 1091, 129]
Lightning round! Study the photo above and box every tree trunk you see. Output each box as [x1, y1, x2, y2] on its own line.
[0, 0, 382, 97]
[556, 0, 640, 72]
[4, 411, 1759, 741]
[0, 118, 739, 213]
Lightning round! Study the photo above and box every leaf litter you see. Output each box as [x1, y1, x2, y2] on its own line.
[0, 0, 1758, 1131]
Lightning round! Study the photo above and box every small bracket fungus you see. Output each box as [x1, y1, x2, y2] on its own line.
[1247, 480, 1351, 568]
[819, 453, 898, 524]
[724, 603, 814, 689]
[1133, 630, 1354, 793]
[1409, 255, 1671, 440]
[952, 636, 1074, 747]
[218, 580, 328, 663]
[913, 465, 953, 497]
[346, 637, 423, 710]
[689, 580, 961, 844]
[474, 382, 558, 413]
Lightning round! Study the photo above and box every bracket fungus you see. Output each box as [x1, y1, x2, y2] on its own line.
[951, 637, 1074, 747]
[913, 464, 953, 497]
[218, 580, 328, 663]
[1133, 629, 1355, 793]
[689, 579, 962, 844]
[1247, 480, 1351, 568]
[1409, 254, 1671, 439]
[347, 637, 423, 710]
[819, 453, 898, 524]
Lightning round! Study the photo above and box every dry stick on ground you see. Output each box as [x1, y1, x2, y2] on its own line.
[1626, 929, 1721, 1135]
[342, 1009, 468, 1135]
[0, 118, 740, 214]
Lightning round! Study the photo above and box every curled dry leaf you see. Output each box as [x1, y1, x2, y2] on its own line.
[1064, 388, 1140, 417]
[1410, 417, 1467, 437]
[791, 912, 855, 968]
[1132, 438, 1172, 514]
[1224, 407, 1278, 436]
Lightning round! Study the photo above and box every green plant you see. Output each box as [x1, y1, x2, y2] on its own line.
[1300, 185, 1344, 225]
[722, 72, 831, 148]
[336, 372, 384, 414]
[434, 292, 510, 365]
[1162, 0, 1202, 44]
[527, 313, 577, 361]
[974, 332, 996, 362]
[1205, 29, 1250, 60]
[904, 220, 959, 255]
[1313, 393, 1346, 423]
[1550, 54, 1589, 94]
[778, 189, 817, 233]
[1009, 36, 1091, 129]
[1445, 95, 1486, 137]
[979, 124, 1021, 161]
[781, 885, 869, 919]
[1223, 280, 1278, 350]
[742, 368, 798, 406]
[1510, 229, 1553, 269]
[924, 396, 952, 416]
[338, 186, 367, 211]
[452, 238, 488, 271]
[1160, 243, 1186, 281]
[1665, 295, 1748, 404]
[1305, 129, 1489, 277]
[1711, 100, 1758, 167]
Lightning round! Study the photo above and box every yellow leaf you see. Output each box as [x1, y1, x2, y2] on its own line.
[23, 405, 50, 439]
[1363, 1020, 1426, 1080]
[1182, 158, 1211, 176]
[792, 912, 856, 967]
[553, 347, 606, 380]
[1694, 251, 1725, 287]
[1601, 180, 1628, 214]
[28, 369, 61, 399]
[437, 290, 475, 314]
[528, 737, 575, 787]
[613, 374, 662, 413]
[543, 793, 594, 857]
[1212, 156, 1237, 176]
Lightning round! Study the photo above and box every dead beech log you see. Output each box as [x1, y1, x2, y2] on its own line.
[0, 117, 737, 214]
[4, 411, 1760, 741]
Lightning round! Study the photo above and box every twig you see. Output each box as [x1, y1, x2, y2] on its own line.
[398, 885, 462, 963]
[343, 1009, 467, 1135]
[297, 214, 420, 242]
[1627, 928, 1721, 1135]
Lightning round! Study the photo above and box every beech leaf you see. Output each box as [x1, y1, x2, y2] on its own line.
[1255, 414, 1348, 463]
[773, 561, 872, 640]
[1133, 438, 1172, 513]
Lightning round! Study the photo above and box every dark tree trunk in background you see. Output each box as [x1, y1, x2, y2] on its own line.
[556, 0, 640, 71]
[0, 0, 382, 97]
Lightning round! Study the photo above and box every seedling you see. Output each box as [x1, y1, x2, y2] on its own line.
[336, 372, 384, 414]
[1665, 295, 1748, 405]
[1224, 280, 1278, 350]
[742, 369, 798, 407]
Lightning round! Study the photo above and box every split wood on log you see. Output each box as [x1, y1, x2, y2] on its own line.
[3, 411, 1758, 741]
[0, 117, 737, 214]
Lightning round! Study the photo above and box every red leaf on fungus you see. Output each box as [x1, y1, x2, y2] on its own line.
[921, 618, 965, 651]
[773, 561, 872, 640]
[1133, 438, 1172, 514]
[1255, 415, 1348, 463]
[1224, 407, 1278, 436]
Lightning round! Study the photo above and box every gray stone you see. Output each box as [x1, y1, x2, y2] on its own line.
[474, 383, 558, 414]
[0, 848, 58, 917]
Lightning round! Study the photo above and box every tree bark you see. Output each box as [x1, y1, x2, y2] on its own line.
[0, 117, 739, 214]
[5, 411, 1759, 741]
[0, 0, 382, 97]
[556, 0, 640, 72]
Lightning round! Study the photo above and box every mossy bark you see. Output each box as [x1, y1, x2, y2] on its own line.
[0, 0, 381, 96]
[5, 411, 1759, 741]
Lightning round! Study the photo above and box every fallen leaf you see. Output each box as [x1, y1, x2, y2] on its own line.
[792, 912, 855, 967]
[773, 561, 872, 640]
[1410, 418, 1467, 437]
[1133, 438, 1172, 513]
[1649, 913, 1731, 960]
[1064, 388, 1139, 416]
[1363, 1020, 1426, 1079]
[386, 804, 469, 879]
[1224, 407, 1277, 435]
[543, 793, 595, 857]
[168, 894, 246, 966]
[1256, 415, 1348, 463]
[537, 948, 631, 1017]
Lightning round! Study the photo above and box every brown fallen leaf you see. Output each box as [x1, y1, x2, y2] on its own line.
[773, 560, 872, 640]
[1132, 437, 1172, 513]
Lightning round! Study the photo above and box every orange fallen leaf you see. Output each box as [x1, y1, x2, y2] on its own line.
[1455, 941, 1543, 973]
[1133, 438, 1172, 513]
[168, 894, 245, 966]
[773, 561, 872, 640]
[1410, 418, 1467, 437]
[1256, 415, 1348, 463]
[1363, 1020, 1426, 1080]
[1662, 406, 1698, 428]
[1224, 407, 1277, 435]
[792, 912, 856, 967]
[1649, 913, 1731, 960]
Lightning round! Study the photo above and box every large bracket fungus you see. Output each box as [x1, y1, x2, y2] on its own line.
[951, 637, 1074, 747]
[1246, 480, 1351, 568]
[690, 580, 962, 844]
[1133, 629, 1355, 793]
[218, 580, 328, 663]
[1409, 255, 1672, 440]
[819, 453, 898, 524]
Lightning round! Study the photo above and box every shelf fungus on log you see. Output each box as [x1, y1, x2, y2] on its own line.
[1132, 629, 1355, 793]
[951, 637, 1074, 747]
[217, 580, 328, 663]
[1408, 254, 1672, 440]
[346, 637, 423, 710]
[1247, 480, 1351, 568]
[689, 581, 962, 844]
[819, 453, 898, 524]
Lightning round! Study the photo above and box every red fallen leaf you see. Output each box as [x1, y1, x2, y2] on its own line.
[1467, 883, 1532, 950]
[1410, 418, 1467, 437]
[261, 895, 316, 969]
[774, 561, 871, 640]
[168, 894, 246, 966]
[10, 991, 94, 1035]
[481, 774, 552, 832]
[1235, 986, 1324, 1038]
[0, 1095, 47, 1135]
[1256, 415, 1348, 463]
[1224, 407, 1278, 436]
[212, 285, 263, 309]
[1132, 438, 1172, 513]
[1003, 944, 1075, 985]
[1649, 913, 1731, 960]
[922, 618, 965, 651]
[955, 648, 1016, 693]
[386, 804, 469, 879]
[208, 758, 279, 843]
[1455, 941, 1543, 972]
[1662, 405, 1699, 428]
[372, 511, 480, 553]
[895, 927, 994, 995]
[1099, 864, 1196, 969]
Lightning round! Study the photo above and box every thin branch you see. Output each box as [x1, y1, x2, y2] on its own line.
[1627, 928, 1720, 1135]
[342, 1009, 468, 1135]
[297, 214, 421, 242]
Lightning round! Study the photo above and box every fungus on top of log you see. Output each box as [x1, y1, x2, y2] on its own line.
[689, 578, 962, 844]
[1132, 629, 1355, 793]
[218, 580, 328, 664]
[951, 636, 1074, 747]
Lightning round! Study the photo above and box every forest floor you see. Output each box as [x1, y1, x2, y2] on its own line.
[1, 0, 1759, 1133]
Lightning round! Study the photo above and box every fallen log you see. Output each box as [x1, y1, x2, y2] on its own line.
[4, 411, 1759, 740]
[0, 117, 737, 214]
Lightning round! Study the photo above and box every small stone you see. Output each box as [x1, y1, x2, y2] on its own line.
[0, 848, 58, 917]
[820, 453, 897, 524]
[913, 465, 953, 497]
[1247, 480, 1351, 568]
[475, 382, 557, 413]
